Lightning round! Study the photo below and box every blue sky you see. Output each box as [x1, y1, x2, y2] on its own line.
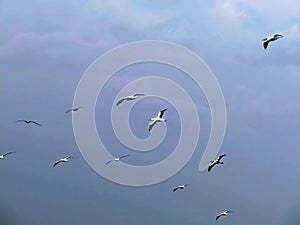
[1, 0, 299, 225]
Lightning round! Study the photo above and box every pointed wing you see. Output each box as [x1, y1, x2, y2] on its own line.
[216, 214, 222, 220]
[263, 41, 269, 49]
[275, 34, 283, 38]
[116, 98, 127, 106]
[217, 154, 226, 161]
[157, 108, 167, 118]
[16, 120, 26, 123]
[148, 120, 158, 132]
[31, 121, 42, 126]
[119, 155, 130, 160]
[208, 162, 215, 172]
[133, 93, 145, 97]
[53, 161, 61, 168]
[3, 152, 15, 157]
[66, 156, 78, 160]
[173, 187, 179, 192]
[65, 109, 73, 113]
[105, 160, 114, 165]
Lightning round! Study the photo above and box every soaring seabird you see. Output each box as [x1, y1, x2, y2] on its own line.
[105, 155, 130, 165]
[216, 210, 233, 220]
[116, 94, 145, 106]
[148, 108, 167, 132]
[16, 120, 42, 126]
[208, 154, 226, 172]
[0, 152, 15, 160]
[53, 156, 78, 168]
[65, 107, 85, 114]
[172, 184, 190, 192]
[262, 34, 283, 49]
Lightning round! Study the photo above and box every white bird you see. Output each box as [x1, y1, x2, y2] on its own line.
[216, 210, 233, 220]
[172, 184, 190, 192]
[148, 108, 167, 132]
[16, 120, 42, 126]
[65, 106, 85, 114]
[116, 94, 145, 106]
[53, 156, 78, 168]
[105, 155, 130, 165]
[208, 154, 226, 172]
[0, 152, 15, 160]
[262, 34, 283, 49]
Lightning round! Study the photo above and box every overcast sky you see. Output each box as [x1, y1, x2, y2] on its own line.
[1, 1, 299, 225]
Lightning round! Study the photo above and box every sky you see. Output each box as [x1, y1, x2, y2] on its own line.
[0, 0, 300, 224]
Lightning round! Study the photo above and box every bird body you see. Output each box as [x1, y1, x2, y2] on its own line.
[116, 94, 145, 106]
[65, 107, 84, 114]
[216, 210, 232, 220]
[53, 156, 77, 168]
[0, 152, 15, 160]
[208, 154, 226, 172]
[172, 184, 190, 192]
[262, 34, 283, 49]
[105, 155, 130, 165]
[16, 120, 42, 126]
[148, 108, 167, 131]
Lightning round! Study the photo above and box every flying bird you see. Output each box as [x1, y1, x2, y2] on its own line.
[0, 152, 15, 160]
[53, 156, 78, 168]
[116, 94, 145, 106]
[105, 155, 130, 165]
[262, 34, 283, 49]
[208, 154, 226, 172]
[148, 108, 167, 132]
[65, 106, 85, 114]
[172, 184, 190, 192]
[216, 210, 233, 220]
[16, 120, 42, 126]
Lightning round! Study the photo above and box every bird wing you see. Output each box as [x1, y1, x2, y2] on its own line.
[216, 214, 222, 220]
[119, 155, 130, 160]
[148, 120, 158, 132]
[3, 152, 15, 157]
[31, 121, 42, 126]
[173, 187, 179, 192]
[208, 162, 215, 172]
[263, 41, 269, 49]
[66, 156, 78, 160]
[65, 109, 72, 113]
[116, 98, 127, 106]
[16, 120, 25, 123]
[53, 161, 61, 168]
[133, 93, 145, 97]
[105, 160, 114, 165]
[217, 154, 226, 161]
[157, 108, 167, 118]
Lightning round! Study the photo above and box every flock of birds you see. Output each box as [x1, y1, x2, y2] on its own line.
[1, 33, 284, 222]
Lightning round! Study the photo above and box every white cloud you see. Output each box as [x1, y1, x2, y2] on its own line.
[240, 0, 299, 20]
[211, 0, 299, 34]
[85, 0, 175, 29]
[211, 0, 247, 32]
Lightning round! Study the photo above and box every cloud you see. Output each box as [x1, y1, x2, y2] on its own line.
[210, 0, 299, 35]
[240, 0, 299, 20]
[85, 0, 175, 30]
[211, 0, 247, 32]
